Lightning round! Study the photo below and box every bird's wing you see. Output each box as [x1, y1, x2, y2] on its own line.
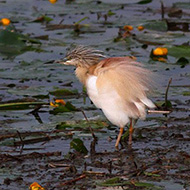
[95, 57, 155, 119]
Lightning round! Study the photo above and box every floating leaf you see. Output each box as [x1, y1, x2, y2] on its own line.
[182, 91, 190, 96]
[64, 101, 78, 111]
[33, 15, 53, 23]
[0, 27, 41, 57]
[144, 20, 167, 31]
[70, 138, 88, 154]
[0, 102, 46, 110]
[97, 177, 127, 187]
[56, 120, 107, 130]
[155, 100, 172, 109]
[133, 182, 155, 187]
[168, 46, 190, 58]
[144, 171, 161, 177]
[49, 101, 77, 114]
[0, 29, 26, 47]
[137, 0, 152, 4]
[97, 178, 155, 187]
[49, 89, 78, 97]
[107, 10, 116, 16]
[176, 57, 189, 68]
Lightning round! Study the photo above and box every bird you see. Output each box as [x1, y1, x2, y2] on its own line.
[57, 45, 155, 148]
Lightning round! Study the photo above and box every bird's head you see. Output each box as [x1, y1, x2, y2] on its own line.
[57, 45, 106, 68]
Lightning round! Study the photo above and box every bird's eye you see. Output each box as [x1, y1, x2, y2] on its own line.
[66, 56, 72, 60]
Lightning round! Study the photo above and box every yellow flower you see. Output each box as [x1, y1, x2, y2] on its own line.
[157, 57, 167, 62]
[123, 25, 133, 31]
[50, 99, 66, 107]
[161, 47, 168, 55]
[0, 18, 11, 26]
[55, 99, 66, 105]
[30, 182, 45, 190]
[137, 25, 144, 31]
[153, 47, 168, 56]
[49, 0, 57, 4]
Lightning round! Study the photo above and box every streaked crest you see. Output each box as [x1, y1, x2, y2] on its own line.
[66, 45, 106, 67]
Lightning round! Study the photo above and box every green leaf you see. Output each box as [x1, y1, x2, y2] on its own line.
[107, 10, 115, 16]
[97, 177, 127, 187]
[75, 17, 89, 25]
[134, 182, 155, 187]
[56, 122, 72, 129]
[144, 172, 161, 177]
[144, 20, 167, 31]
[155, 100, 172, 109]
[168, 46, 190, 58]
[56, 120, 107, 130]
[0, 102, 46, 110]
[49, 101, 77, 114]
[182, 91, 190, 96]
[137, 0, 152, 4]
[176, 57, 189, 68]
[0, 28, 41, 57]
[70, 138, 88, 154]
[65, 101, 78, 111]
[33, 15, 53, 23]
[49, 105, 70, 114]
[0, 30, 25, 47]
[49, 89, 78, 97]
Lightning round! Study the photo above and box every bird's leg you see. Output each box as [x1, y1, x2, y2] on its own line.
[128, 118, 133, 145]
[115, 127, 124, 149]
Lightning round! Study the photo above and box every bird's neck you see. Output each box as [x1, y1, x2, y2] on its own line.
[75, 66, 89, 86]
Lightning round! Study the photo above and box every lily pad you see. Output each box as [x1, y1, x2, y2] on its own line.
[49, 89, 79, 97]
[155, 100, 172, 109]
[56, 120, 107, 130]
[182, 91, 190, 96]
[176, 57, 189, 68]
[32, 15, 53, 23]
[49, 101, 78, 114]
[70, 138, 88, 154]
[144, 20, 168, 31]
[0, 27, 41, 57]
[97, 177, 155, 188]
[168, 46, 190, 58]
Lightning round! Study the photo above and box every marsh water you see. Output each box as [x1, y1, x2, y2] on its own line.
[0, 0, 190, 189]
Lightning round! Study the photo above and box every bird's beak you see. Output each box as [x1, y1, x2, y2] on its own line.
[55, 58, 71, 65]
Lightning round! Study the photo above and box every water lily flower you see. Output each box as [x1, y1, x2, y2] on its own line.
[30, 182, 45, 190]
[49, 0, 57, 4]
[137, 25, 144, 31]
[50, 99, 66, 107]
[123, 25, 133, 31]
[153, 47, 168, 56]
[0, 18, 11, 26]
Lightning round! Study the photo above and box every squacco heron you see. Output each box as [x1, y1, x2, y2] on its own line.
[57, 45, 155, 148]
